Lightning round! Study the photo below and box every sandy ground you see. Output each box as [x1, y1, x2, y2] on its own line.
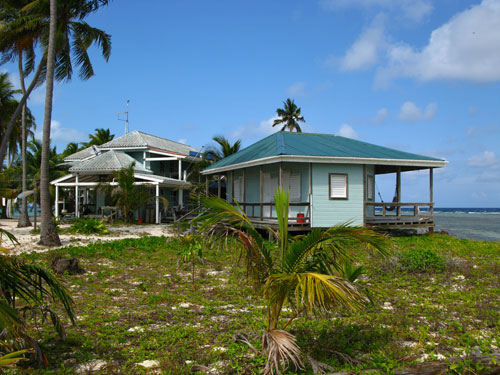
[0, 218, 176, 256]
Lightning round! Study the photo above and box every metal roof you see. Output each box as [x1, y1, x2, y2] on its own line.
[203, 132, 446, 173]
[98, 130, 198, 155]
[69, 150, 153, 174]
[63, 146, 97, 161]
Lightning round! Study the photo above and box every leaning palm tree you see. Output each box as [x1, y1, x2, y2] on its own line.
[0, 0, 112, 172]
[194, 189, 389, 374]
[273, 98, 305, 132]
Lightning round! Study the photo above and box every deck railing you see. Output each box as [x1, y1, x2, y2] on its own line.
[365, 202, 434, 219]
[230, 202, 311, 224]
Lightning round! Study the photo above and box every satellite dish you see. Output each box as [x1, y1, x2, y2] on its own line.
[17, 190, 34, 199]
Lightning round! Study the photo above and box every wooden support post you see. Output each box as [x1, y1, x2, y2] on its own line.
[243, 169, 246, 203]
[205, 176, 209, 196]
[279, 162, 283, 189]
[178, 159, 182, 180]
[362, 165, 366, 226]
[309, 163, 313, 227]
[396, 167, 401, 218]
[231, 171, 234, 202]
[55, 184, 59, 218]
[260, 166, 263, 221]
[429, 167, 434, 235]
[217, 174, 221, 197]
[75, 174, 79, 218]
[155, 183, 160, 224]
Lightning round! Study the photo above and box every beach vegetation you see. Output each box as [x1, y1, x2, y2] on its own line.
[2, 229, 499, 374]
[397, 247, 446, 273]
[70, 217, 109, 235]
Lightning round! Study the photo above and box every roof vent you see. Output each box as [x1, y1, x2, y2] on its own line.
[92, 145, 101, 156]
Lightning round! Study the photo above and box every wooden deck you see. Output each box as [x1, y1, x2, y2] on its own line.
[365, 202, 435, 230]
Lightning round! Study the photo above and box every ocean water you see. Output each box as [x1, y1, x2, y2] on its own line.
[433, 208, 500, 242]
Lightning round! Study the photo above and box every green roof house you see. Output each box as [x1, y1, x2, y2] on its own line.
[201, 132, 447, 231]
[51, 131, 201, 223]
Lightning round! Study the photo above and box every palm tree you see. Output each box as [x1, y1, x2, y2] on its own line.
[0, 0, 112, 171]
[38, 0, 59, 246]
[0, 225, 75, 366]
[273, 98, 305, 132]
[80, 127, 114, 147]
[61, 141, 81, 157]
[98, 163, 151, 223]
[194, 189, 389, 374]
[205, 136, 241, 162]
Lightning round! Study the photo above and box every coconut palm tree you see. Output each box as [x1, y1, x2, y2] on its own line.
[194, 189, 389, 374]
[273, 98, 305, 132]
[61, 141, 81, 157]
[204, 136, 241, 162]
[80, 127, 114, 147]
[0, 0, 112, 171]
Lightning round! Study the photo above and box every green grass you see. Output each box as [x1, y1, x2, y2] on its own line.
[6, 232, 500, 374]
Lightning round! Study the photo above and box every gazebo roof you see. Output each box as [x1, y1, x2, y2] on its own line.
[68, 150, 152, 174]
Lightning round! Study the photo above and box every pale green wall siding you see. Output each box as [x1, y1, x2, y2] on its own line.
[311, 164, 364, 227]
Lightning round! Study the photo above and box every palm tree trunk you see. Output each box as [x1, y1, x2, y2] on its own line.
[0, 56, 45, 172]
[38, 0, 60, 246]
[17, 51, 32, 228]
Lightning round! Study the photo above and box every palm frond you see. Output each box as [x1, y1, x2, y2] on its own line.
[261, 329, 303, 375]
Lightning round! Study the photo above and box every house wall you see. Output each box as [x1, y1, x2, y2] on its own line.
[311, 163, 364, 227]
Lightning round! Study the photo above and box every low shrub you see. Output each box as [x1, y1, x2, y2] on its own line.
[70, 218, 109, 235]
[397, 247, 446, 273]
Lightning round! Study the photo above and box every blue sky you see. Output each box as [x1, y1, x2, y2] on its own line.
[3, 0, 500, 207]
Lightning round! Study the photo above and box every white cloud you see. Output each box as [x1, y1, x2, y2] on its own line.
[373, 107, 389, 123]
[287, 82, 306, 97]
[466, 125, 499, 138]
[398, 101, 437, 122]
[319, 0, 432, 22]
[338, 124, 359, 139]
[375, 0, 500, 86]
[177, 138, 188, 144]
[337, 15, 386, 71]
[467, 151, 500, 168]
[35, 120, 86, 143]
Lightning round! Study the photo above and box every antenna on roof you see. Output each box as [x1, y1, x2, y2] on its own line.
[117, 99, 130, 135]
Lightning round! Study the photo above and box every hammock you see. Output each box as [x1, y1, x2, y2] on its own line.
[376, 183, 397, 212]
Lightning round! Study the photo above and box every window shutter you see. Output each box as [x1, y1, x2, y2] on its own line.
[330, 174, 347, 199]
[233, 176, 242, 202]
[289, 173, 301, 202]
[367, 175, 374, 200]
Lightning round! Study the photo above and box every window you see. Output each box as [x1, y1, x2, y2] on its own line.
[233, 176, 244, 202]
[282, 172, 301, 202]
[329, 173, 348, 200]
[367, 175, 374, 200]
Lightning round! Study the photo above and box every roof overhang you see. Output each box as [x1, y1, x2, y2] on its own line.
[201, 155, 448, 175]
[51, 173, 192, 188]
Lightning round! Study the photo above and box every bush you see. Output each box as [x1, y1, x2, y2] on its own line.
[70, 218, 109, 235]
[397, 248, 445, 273]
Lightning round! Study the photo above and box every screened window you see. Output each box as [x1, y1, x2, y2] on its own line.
[282, 172, 301, 202]
[329, 174, 348, 200]
[233, 176, 244, 202]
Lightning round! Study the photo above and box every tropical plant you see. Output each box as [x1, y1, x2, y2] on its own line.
[273, 98, 305, 132]
[0, 0, 112, 169]
[70, 217, 109, 234]
[0, 223, 75, 366]
[177, 234, 204, 283]
[61, 141, 81, 158]
[80, 128, 114, 148]
[194, 188, 389, 374]
[98, 163, 151, 223]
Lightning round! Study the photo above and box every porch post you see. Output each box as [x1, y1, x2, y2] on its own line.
[205, 175, 209, 196]
[279, 162, 283, 189]
[243, 169, 246, 202]
[231, 171, 234, 201]
[396, 167, 401, 217]
[155, 183, 160, 224]
[309, 162, 313, 227]
[259, 166, 263, 221]
[178, 159, 182, 180]
[217, 174, 221, 197]
[55, 184, 59, 218]
[75, 174, 79, 218]
[179, 188, 184, 209]
[429, 167, 434, 235]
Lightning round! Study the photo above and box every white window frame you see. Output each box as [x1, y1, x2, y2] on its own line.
[329, 173, 348, 200]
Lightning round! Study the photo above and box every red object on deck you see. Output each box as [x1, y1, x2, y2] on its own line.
[297, 213, 305, 223]
[138, 219, 143, 224]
